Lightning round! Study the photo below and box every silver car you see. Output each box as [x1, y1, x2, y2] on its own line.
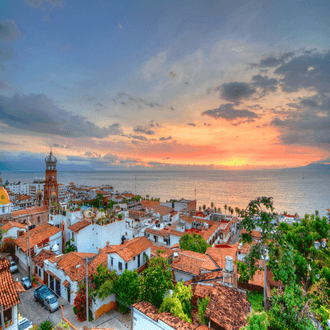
[18, 318, 33, 330]
[10, 261, 18, 273]
[44, 294, 59, 313]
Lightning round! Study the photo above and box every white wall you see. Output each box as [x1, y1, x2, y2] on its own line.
[172, 270, 193, 283]
[3, 227, 26, 241]
[6, 305, 18, 330]
[133, 308, 164, 330]
[169, 234, 181, 247]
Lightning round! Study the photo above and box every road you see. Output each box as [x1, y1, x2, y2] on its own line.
[229, 227, 241, 244]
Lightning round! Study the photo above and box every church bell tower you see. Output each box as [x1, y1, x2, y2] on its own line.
[43, 149, 59, 207]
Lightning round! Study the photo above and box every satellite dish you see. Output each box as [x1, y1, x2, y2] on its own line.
[52, 244, 59, 252]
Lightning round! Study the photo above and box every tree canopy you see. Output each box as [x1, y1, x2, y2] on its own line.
[179, 233, 210, 254]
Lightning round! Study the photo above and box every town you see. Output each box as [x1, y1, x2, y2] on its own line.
[0, 151, 330, 330]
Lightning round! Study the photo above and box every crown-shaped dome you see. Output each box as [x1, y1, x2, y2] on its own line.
[45, 151, 57, 164]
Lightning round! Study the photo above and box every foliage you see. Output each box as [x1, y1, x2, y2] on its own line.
[198, 296, 210, 324]
[247, 291, 264, 313]
[0, 237, 15, 258]
[238, 197, 278, 282]
[73, 282, 94, 322]
[118, 213, 123, 220]
[268, 283, 314, 330]
[53, 321, 70, 330]
[0, 228, 7, 242]
[38, 321, 52, 330]
[93, 263, 118, 301]
[114, 269, 140, 312]
[31, 275, 37, 284]
[179, 233, 210, 254]
[138, 257, 174, 308]
[159, 281, 193, 323]
[64, 238, 77, 253]
[242, 311, 269, 330]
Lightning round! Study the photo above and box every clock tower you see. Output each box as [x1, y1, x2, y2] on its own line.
[43, 150, 58, 207]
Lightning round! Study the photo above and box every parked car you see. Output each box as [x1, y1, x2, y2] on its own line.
[21, 277, 32, 290]
[44, 294, 59, 313]
[34, 285, 53, 306]
[10, 261, 18, 273]
[18, 318, 33, 330]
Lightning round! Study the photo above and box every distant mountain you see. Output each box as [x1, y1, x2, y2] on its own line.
[0, 162, 94, 172]
[288, 162, 330, 171]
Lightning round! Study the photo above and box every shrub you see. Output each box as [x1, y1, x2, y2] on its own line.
[38, 321, 52, 330]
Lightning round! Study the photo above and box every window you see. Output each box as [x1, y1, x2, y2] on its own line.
[72, 232, 74, 240]
[133, 256, 135, 261]
[39, 267, 41, 277]
[118, 262, 122, 271]
[111, 257, 113, 266]
[38, 216, 40, 224]
[125, 263, 128, 270]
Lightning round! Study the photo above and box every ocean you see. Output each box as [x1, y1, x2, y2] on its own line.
[2, 169, 330, 217]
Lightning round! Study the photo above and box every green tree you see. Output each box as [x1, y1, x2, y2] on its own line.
[224, 204, 227, 213]
[211, 202, 214, 209]
[268, 283, 314, 330]
[199, 206, 201, 211]
[138, 257, 174, 308]
[94, 263, 118, 300]
[159, 281, 193, 323]
[179, 233, 210, 254]
[64, 238, 77, 253]
[114, 270, 140, 312]
[0, 237, 15, 258]
[198, 296, 210, 324]
[242, 311, 269, 330]
[202, 204, 206, 210]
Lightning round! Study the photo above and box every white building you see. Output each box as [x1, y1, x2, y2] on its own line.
[0, 221, 27, 242]
[6, 182, 29, 195]
[278, 213, 300, 225]
[29, 178, 45, 200]
[104, 236, 152, 275]
[14, 223, 62, 271]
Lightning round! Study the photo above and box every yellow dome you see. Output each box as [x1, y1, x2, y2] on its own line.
[51, 192, 56, 195]
[0, 187, 10, 205]
[37, 189, 42, 194]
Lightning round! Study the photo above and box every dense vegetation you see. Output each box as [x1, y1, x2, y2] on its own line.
[179, 233, 210, 254]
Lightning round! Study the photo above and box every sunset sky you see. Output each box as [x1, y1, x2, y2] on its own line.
[0, 0, 330, 170]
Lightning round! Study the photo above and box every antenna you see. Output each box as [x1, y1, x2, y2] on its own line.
[135, 176, 136, 195]
[195, 185, 196, 201]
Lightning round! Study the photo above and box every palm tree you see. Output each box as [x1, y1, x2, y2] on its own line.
[224, 204, 227, 214]
[211, 202, 214, 209]
[203, 205, 206, 211]
[199, 206, 201, 211]
[230, 207, 234, 216]
[218, 207, 221, 213]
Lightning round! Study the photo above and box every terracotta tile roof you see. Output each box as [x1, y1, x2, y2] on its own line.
[193, 283, 216, 299]
[15, 195, 32, 201]
[49, 252, 96, 282]
[238, 241, 256, 255]
[67, 220, 91, 233]
[206, 246, 238, 269]
[141, 200, 160, 207]
[170, 230, 186, 237]
[204, 283, 250, 330]
[13, 205, 49, 217]
[185, 270, 223, 285]
[149, 205, 174, 216]
[122, 193, 135, 198]
[150, 244, 174, 260]
[32, 249, 57, 268]
[14, 281, 26, 293]
[145, 227, 171, 237]
[133, 301, 159, 322]
[14, 223, 61, 252]
[171, 251, 218, 276]
[0, 258, 20, 309]
[1, 221, 27, 231]
[103, 237, 153, 262]
[179, 215, 195, 224]
[241, 229, 262, 240]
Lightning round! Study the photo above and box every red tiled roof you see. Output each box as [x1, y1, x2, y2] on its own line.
[149, 205, 174, 216]
[122, 193, 135, 198]
[150, 244, 174, 260]
[1, 221, 27, 231]
[0, 258, 20, 309]
[103, 237, 153, 262]
[184, 270, 223, 285]
[62, 280, 70, 287]
[241, 229, 262, 240]
[14, 281, 26, 293]
[204, 283, 250, 330]
[206, 245, 238, 269]
[15, 195, 32, 201]
[145, 227, 171, 237]
[13, 205, 49, 217]
[141, 200, 160, 207]
[67, 220, 91, 233]
[193, 283, 216, 299]
[14, 223, 61, 252]
[32, 249, 57, 268]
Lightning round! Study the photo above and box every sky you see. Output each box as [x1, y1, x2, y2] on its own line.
[0, 0, 330, 171]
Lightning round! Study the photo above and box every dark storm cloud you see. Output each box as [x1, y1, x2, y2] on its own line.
[217, 82, 256, 102]
[131, 135, 148, 141]
[251, 75, 278, 95]
[133, 125, 155, 135]
[187, 123, 196, 127]
[274, 50, 330, 93]
[202, 103, 259, 121]
[251, 51, 295, 68]
[270, 94, 330, 151]
[0, 93, 123, 138]
[159, 136, 172, 141]
[0, 20, 21, 42]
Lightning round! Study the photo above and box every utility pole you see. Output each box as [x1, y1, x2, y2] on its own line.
[135, 176, 136, 195]
[86, 254, 89, 329]
[0, 305, 4, 330]
[27, 219, 31, 279]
